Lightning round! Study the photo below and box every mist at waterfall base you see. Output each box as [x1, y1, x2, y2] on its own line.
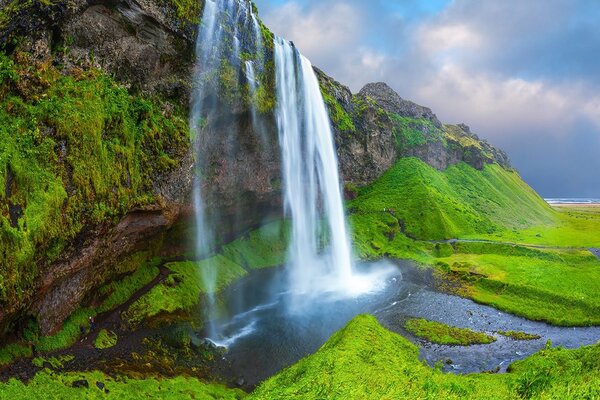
[191, 0, 398, 349]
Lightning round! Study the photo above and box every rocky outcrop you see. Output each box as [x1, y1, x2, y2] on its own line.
[317, 77, 511, 185]
[358, 82, 442, 128]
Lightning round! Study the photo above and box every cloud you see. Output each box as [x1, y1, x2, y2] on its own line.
[261, 1, 362, 63]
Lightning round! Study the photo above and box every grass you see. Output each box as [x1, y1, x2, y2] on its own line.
[404, 318, 496, 345]
[349, 158, 555, 241]
[94, 330, 117, 349]
[122, 257, 247, 327]
[471, 205, 600, 248]
[122, 220, 290, 326]
[496, 330, 541, 341]
[251, 315, 600, 400]
[221, 220, 288, 269]
[349, 157, 600, 326]
[0, 343, 32, 366]
[0, 369, 246, 399]
[434, 243, 600, 326]
[250, 315, 600, 399]
[0, 256, 161, 357]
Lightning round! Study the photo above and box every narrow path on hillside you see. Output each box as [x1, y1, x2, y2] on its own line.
[430, 238, 600, 259]
[353, 210, 600, 259]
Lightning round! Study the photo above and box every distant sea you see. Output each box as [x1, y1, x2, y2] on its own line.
[545, 198, 600, 204]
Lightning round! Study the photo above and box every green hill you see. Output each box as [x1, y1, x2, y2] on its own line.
[349, 157, 556, 241]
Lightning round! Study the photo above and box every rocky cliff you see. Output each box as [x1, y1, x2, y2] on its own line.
[317, 72, 511, 185]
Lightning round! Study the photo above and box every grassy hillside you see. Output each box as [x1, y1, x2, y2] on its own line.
[348, 158, 600, 326]
[251, 315, 600, 399]
[0, 369, 245, 399]
[349, 157, 556, 241]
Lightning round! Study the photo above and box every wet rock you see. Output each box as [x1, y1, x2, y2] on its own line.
[72, 379, 89, 388]
[96, 381, 106, 391]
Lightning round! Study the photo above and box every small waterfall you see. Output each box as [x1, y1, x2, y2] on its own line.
[273, 37, 355, 302]
[190, 0, 264, 339]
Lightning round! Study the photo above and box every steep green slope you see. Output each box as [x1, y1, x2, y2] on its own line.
[350, 157, 555, 240]
[251, 315, 600, 399]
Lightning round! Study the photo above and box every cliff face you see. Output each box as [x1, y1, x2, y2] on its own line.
[0, 0, 199, 335]
[317, 73, 511, 185]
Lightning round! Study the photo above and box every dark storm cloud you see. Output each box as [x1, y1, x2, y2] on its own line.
[254, 0, 600, 197]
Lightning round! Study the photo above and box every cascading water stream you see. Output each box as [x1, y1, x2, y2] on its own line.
[190, 0, 264, 339]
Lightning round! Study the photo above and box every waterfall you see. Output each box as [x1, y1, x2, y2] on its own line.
[273, 37, 355, 301]
[190, 0, 264, 338]
[192, 0, 375, 344]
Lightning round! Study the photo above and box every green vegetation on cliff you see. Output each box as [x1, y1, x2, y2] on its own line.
[123, 221, 287, 326]
[93, 329, 117, 349]
[0, 50, 189, 306]
[251, 315, 600, 400]
[404, 318, 496, 345]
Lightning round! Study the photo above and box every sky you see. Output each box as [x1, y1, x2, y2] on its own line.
[254, 0, 600, 198]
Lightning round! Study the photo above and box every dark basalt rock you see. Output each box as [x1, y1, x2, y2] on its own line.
[72, 379, 89, 388]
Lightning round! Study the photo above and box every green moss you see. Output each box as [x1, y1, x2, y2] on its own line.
[251, 315, 600, 400]
[0, 369, 246, 399]
[404, 318, 496, 345]
[123, 257, 247, 327]
[0, 343, 32, 366]
[0, 257, 161, 355]
[24, 309, 95, 353]
[94, 329, 117, 349]
[321, 91, 356, 133]
[221, 220, 288, 269]
[0, 51, 189, 308]
[97, 256, 162, 312]
[253, 58, 276, 114]
[391, 114, 444, 150]
[164, 0, 203, 24]
[496, 330, 541, 341]
[31, 355, 73, 369]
